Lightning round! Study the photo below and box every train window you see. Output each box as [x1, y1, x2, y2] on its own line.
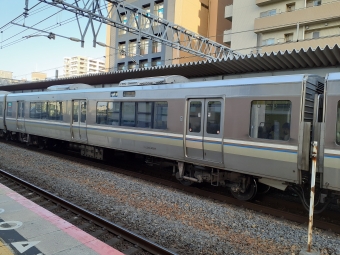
[56, 101, 64, 121]
[0, 102, 3, 116]
[123, 91, 136, 97]
[73, 101, 79, 123]
[110, 91, 118, 97]
[108, 102, 120, 126]
[33, 102, 42, 119]
[80, 101, 86, 123]
[30, 102, 47, 119]
[48, 102, 57, 120]
[154, 102, 168, 129]
[137, 102, 152, 128]
[96, 102, 108, 124]
[336, 102, 340, 144]
[189, 101, 202, 133]
[250, 100, 291, 141]
[6, 102, 12, 117]
[122, 102, 136, 127]
[41, 102, 48, 119]
[206, 101, 221, 134]
[30, 103, 36, 118]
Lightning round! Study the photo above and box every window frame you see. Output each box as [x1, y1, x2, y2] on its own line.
[136, 102, 153, 128]
[206, 100, 222, 135]
[153, 101, 168, 130]
[118, 42, 126, 59]
[154, 1, 164, 18]
[249, 100, 292, 141]
[312, 31, 320, 39]
[140, 39, 149, 55]
[188, 101, 202, 133]
[6, 102, 13, 117]
[121, 101, 136, 127]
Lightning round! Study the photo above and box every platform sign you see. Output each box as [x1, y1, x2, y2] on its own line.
[0, 215, 43, 255]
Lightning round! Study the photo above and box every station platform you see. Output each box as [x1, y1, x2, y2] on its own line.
[0, 183, 124, 255]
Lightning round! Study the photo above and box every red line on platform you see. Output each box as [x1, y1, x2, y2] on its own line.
[0, 184, 124, 255]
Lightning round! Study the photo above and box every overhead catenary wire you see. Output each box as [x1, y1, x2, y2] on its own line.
[2, 1, 323, 52]
[1, 5, 53, 33]
[1, 0, 109, 49]
[0, 1, 42, 31]
[3, 1, 335, 79]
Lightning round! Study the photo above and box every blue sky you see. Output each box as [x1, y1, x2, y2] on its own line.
[0, 0, 107, 80]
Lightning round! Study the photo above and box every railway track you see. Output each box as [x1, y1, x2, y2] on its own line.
[2, 139, 340, 236]
[0, 169, 177, 255]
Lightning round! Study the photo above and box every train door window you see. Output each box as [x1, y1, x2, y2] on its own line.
[48, 102, 57, 120]
[137, 102, 152, 128]
[0, 102, 3, 116]
[108, 102, 120, 126]
[73, 101, 79, 123]
[206, 101, 221, 134]
[17, 102, 24, 118]
[336, 101, 340, 144]
[122, 102, 136, 127]
[189, 101, 202, 132]
[96, 102, 108, 124]
[154, 102, 168, 129]
[250, 100, 291, 141]
[80, 101, 86, 123]
[6, 102, 12, 117]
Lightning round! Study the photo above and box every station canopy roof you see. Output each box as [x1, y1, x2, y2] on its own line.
[2, 44, 340, 91]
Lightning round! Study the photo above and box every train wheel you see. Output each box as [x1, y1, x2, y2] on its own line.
[230, 178, 257, 201]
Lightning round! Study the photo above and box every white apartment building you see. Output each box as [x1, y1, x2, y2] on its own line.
[63, 56, 105, 77]
[224, 0, 340, 54]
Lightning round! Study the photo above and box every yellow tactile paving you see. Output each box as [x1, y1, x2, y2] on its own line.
[0, 239, 14, 255]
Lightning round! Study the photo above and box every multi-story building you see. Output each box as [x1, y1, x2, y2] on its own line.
[0, 70, 13, 79]
[63, 56, 105, 77]
[224, 0, 340, 54]
[0, 70, 15, 86]
[105, 0, 231, 71]
[31, 72, 47, 81]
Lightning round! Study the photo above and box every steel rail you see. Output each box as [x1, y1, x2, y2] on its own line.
[0, 169, 177, 255]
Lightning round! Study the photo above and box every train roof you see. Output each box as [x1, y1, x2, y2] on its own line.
[7, 73, 318, 97]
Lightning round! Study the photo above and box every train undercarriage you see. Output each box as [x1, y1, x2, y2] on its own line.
[2, 130, 339, 212]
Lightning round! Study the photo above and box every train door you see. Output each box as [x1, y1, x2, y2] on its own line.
[71, 99, 87, 143]
[185, 98, 224, 163]
[16, 101, 25, 133]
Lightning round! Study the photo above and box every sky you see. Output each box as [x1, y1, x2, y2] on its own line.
[0, 0, 107, 80]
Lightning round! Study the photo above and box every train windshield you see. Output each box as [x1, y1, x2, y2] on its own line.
[249, 100, 291, 141]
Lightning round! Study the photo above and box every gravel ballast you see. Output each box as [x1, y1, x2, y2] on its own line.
[0, 142, 339, 255]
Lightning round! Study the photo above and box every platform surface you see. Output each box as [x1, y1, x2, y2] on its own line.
[0, 183, 124, 255]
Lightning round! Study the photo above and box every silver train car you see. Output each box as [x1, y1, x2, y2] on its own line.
[0, 74, 339, 209]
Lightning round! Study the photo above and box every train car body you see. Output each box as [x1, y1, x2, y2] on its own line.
[0, 91, 11, 136]
[322, 73, 340, 192]
[1, 74, 326, 198]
